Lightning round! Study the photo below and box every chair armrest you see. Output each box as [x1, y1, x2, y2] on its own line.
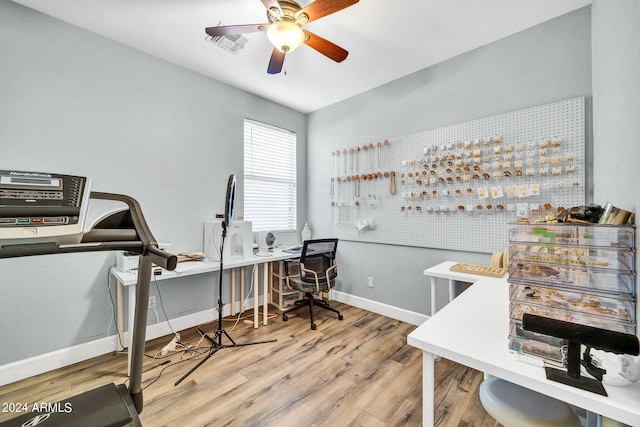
[325, 264, 337, 285]
[299, 265, 321, 293]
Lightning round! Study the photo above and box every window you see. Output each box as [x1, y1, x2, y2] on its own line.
[243, 118, 297, 232]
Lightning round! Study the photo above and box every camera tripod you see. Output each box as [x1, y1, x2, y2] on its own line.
[175, 222, 277, 386]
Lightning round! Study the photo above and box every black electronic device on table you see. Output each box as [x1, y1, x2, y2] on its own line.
[0, 169, 177, 427]
[523, 313, 640, 396]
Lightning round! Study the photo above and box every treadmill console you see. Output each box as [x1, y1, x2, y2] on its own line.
[0, 169, 91, 245]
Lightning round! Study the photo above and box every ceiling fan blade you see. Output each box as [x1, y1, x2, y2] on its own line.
[298, 0, 359, 23]
[205, 24, 267, 37]
[303, 30, 348, 63]
[267, 48, 285, 74]
[260, 0, 282, 14]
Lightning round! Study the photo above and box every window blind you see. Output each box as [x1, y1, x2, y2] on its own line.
[243, 119, 297, 232]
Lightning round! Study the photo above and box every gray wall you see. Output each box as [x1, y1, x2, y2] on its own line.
[591, 0, 640, 324]
[307, 7, 593, 314]
[592, 0, 640, 210]
[5, 0, 637, 368]
[0, 0, 307, 364]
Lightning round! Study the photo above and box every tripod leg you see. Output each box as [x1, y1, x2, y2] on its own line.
[175, 226, 277, 386]
[221, 329, 237, 347]
[233, 337, 278, 347]
[197, 325, 277, 348]
[174, 346, 219, 386]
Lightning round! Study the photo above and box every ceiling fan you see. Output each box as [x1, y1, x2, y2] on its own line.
[205, 0, 359, 74]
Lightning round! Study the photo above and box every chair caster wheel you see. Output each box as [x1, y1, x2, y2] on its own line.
[338, 314, 344, 320]
[311, 323, 317, 330]
[283, 314, 288, 321]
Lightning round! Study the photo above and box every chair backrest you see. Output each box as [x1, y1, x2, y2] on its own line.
[299, 238, 338, 284]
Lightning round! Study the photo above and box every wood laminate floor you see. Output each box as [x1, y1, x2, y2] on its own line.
[0, 303, 500, 426]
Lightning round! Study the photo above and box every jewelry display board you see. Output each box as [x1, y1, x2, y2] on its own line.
[329, 97, 586, 253]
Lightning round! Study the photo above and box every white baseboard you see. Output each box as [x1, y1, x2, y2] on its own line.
[0, 293, 425, 386]
[331, 291, 429, 326]
[0, 336, 117, 388]
[0, 297, 255, 387]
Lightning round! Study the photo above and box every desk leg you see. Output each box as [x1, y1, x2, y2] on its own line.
[430, 277, 437, 316]
[240, 267, 245, 314]
[231, 268, 236, 316]
[116, 280, 125, 352]
[448, 279, 455, 305]
[423, 351, 435, 427]
[263, 262, 269, 326]
[253, 265, 259, 328]
[127, 284, 136, 376]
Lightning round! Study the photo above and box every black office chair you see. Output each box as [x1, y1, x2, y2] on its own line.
[282, 238, 344, 330]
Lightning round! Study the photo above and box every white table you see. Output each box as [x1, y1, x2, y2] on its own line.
[423, 260, 488, 315]
[110, 249, 300, 351]
[407, 275, 640, 427]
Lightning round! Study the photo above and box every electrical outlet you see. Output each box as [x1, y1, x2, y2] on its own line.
[367, 277, 374, 288]
[148, 296, 156, 309]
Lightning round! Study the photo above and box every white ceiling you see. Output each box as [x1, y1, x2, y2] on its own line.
[12, 0, 591, 113]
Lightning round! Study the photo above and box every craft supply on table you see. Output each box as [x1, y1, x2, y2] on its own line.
[449, 263, 507, 278]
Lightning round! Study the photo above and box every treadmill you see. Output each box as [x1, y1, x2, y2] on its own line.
[0, 170, 177, 427]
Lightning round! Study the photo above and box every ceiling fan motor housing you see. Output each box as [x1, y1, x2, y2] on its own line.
[267, 0, 309, 25]
[266, 0, 309, 52]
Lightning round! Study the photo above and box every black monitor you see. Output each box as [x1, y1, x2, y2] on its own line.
[225, 174, 236, 226]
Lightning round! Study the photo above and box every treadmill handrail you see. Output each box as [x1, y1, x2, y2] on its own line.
[0, 191, 177, 416]
[89, 192, 177, 271]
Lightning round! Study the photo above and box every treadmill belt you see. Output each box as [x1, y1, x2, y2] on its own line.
[0, 383, 140, 427]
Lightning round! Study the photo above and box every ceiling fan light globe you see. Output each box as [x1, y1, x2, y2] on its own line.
[267, 21, 305, 53]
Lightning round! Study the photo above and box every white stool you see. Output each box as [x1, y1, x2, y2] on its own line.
[479, 377, 581, 427]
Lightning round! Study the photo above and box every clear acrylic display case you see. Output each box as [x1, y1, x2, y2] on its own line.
[510, 283, 635, 323]
[509, 300, 636, 334]
[507, 222, 637, 363]
[509, 223, 635, 249]
[508, 261, 635, 295]
[509, 243, 635, 272]
[509, 323, 565, 363]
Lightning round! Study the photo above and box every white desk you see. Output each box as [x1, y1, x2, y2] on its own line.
[423, 260, 487, 315]
[110, 249, 300, 351]
[407, 273, 640, 427]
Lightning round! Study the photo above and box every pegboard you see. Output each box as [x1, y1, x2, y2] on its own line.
[329, 97, 586, 253]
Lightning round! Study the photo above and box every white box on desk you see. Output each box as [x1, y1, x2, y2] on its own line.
[116, 251, 139, 272]
[204, 220, 252, 261]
